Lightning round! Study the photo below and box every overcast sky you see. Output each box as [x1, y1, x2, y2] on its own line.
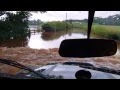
[29, 11, 120, 22]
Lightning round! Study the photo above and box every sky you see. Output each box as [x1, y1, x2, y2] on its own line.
[29, 11, 120, 22]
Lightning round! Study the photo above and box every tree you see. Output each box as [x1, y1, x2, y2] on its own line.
[93, 14, 120, 25]
[0, 11, 46, 40]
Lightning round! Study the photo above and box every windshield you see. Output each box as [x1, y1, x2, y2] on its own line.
[0, 11, 120, 75]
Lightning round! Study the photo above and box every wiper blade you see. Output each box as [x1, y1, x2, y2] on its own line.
[0, 58, 47, 79]
[63, 62, 94, 67]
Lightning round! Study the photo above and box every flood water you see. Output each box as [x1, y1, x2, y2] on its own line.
[28, 31, 87, 49]
[0, 25, 120, 55]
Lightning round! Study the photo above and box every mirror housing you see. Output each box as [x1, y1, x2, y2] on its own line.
[59, 39, 117, 58]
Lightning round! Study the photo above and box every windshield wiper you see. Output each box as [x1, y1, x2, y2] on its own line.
[63, 62, 94, 67]
[0, 58, 47, 79]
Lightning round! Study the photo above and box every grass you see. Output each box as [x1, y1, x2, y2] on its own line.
[42, 21, 73, 32]
[76, 23, 120, 40]
[91, 25, 120, 40]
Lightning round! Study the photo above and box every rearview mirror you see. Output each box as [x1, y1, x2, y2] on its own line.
[59, 39, 117, 58]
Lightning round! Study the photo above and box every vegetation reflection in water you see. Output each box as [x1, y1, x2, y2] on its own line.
[28, 29, 87, 49]
[41, 29, 86, 41]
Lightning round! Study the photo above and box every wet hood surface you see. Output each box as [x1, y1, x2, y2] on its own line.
[34, 64, 120, 79]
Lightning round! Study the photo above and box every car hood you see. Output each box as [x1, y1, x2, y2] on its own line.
[34, 64, 120, 79]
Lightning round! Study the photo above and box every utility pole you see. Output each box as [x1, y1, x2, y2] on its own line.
[66, 13, 67, 29]
[65, 13, 68, 39]
[66, 13, 67, 20]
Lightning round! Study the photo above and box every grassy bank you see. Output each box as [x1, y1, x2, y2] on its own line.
[91, 25, 120, 39]
[41, 21, 88, 31]
[42, 21, 73, 31]
[77, 24, 120, 40]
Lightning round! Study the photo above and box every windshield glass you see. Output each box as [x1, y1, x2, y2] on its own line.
[0, 11, 120, 75]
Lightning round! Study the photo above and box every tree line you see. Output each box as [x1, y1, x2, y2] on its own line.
[66, 14, 120, 25]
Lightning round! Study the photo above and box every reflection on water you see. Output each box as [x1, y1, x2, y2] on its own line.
[0, 36, 29, 48]
[41, 30, 84, 41]
[115, 41, 120, 55]
[28, 30, 87, 49]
